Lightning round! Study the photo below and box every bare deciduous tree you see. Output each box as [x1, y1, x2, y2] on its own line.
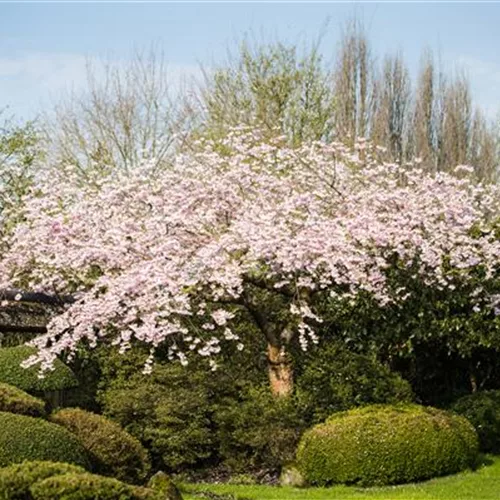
[372, 52, 412, 163]
[332, 19, 377, 143]
[47, 46, 186, 174]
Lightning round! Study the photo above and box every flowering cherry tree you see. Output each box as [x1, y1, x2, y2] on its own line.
[0, 128, 499, 396]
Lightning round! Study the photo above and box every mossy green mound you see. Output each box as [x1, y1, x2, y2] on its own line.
[0, 461, 85, 500]
[0, 412, 89, 469]
[0, 346, 77, 393]
[297, 404, 479, 486]
[50, 408, 150, 484]
[30, 473, 161, 500]
[0, 383, 45, 417]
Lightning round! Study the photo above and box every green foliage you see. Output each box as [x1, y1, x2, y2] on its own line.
[0, 383, 45, 417]
[296, 404, 479, 486]
[99, 360, 216, 471]
[295, 340, 413, 424]
[97, 336, 412, 474]
[314, 265, 500, 406]
[451, 390, 500, 453]
[0, 346, 78, 394]
[213, 384, 305, 471]
[201, 39, 335, 144]
[50, 408, 150, 484]
[0, 116, 43, 215]
[0, 412, 90, 468]
[0, 461, 85, 500]
[147, 471, 183, 500]
[97, 321, 268, 472]
[30, 473, 161, 500]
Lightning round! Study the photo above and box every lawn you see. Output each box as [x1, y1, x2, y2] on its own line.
[182, 455, 500, 500]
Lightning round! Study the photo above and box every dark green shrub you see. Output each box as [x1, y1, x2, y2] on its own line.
[50, 408, 150, 484]
[96, 317, 267, 473]
[100, 362, 216, 470]
[0, 412, 90, 469]
[0, 461, 85, 500]
[295, 341, 414, 424]
[451, 390, 500, 453]
[296, 404, 479, 486]
[0, 346, 77, 393]
[30, 473, 161, 500]
[214, 385, 305, 471]
[0, 383, 45, 416]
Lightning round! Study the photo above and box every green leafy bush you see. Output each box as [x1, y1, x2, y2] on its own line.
[214, 385, 305, 471]
[295, 341, 414, 424]
[451, 390, 500, 453]
[99, 360, 218, 470]
[0, 346, 77, 393]
[296, 404, 479, 486]
[0, 412, 90, 469]
[30, 473, 161, 500]
[0, 461, 85, 500]
[50, 408, 150, 484]
[0, 383, 45, 416]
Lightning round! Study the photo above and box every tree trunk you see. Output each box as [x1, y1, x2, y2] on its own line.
[267, 343, 294, 397]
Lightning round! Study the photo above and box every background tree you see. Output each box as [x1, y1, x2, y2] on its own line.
[332, 19, 377, 144]
[0, 112, 43, 214]
[47, 46, 186, 175]
[196, 37, 336, 144]
[371, 52, 412, 163]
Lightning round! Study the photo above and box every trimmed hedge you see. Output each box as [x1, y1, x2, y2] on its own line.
[296, 404, 479, 486]
[0, 383, 45, 417]
[30, 473, 161, 500]
[0, 461, 85, 500]
[0, 412, 90, 469]
[50, 408, 150, 484]
[451, 390, 500, 453]
[0, 346, 78, 393]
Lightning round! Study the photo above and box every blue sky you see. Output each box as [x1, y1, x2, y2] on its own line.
[2, 2, 500, 121]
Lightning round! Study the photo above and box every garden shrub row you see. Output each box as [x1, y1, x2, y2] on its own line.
[30, 472, 159, 500]
[98, 340, 414, 472]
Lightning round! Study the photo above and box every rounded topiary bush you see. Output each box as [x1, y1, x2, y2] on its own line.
[0, 346, 77, 394]
[451, 390, 500, 453]
[0, 383, 45, 417]
[30, 473, 161, 500]
[0, 412, 90, 469]
[296, 404, 479, 486]
[50, 408, 150, 484]
[0, 461, 85, 500]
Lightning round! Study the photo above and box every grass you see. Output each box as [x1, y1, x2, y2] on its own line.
[182, 455, 500, 500]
